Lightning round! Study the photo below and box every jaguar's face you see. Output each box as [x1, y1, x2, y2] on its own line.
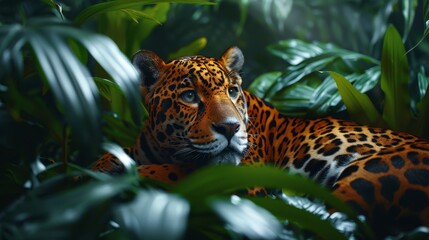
[133, 47, 248, 166]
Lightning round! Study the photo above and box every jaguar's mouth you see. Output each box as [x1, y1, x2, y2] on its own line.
[208, 148, 243, 166]
[172, 144, 245, 167]
[172, 134, 248, 166]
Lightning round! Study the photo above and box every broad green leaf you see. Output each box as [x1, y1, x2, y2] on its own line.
[250, 40, 380, 118]
[101, 143, 138, 175]
[113, 190, 189, 240]
[329, 71, 382, 126]
[268, 39, 335, 65]
[174, 166, 354, 217]
[168, 37, 207, 60]
[173, 165, 374, 239]
[268, 39, 378, 66]
[29, 32, 102, 157]
[250, 197, 348, 240]
[211, 198, 283, 239]
[264, 42, 378, 99]
[99, 3, 170, 57]
[1, 18, 141, 159]
[74, 0, 215, 25]
[47, 24, 141, 125]
[380, 25, 411, 131]
[0, 175, 138, 239]
[247, 71, 282, 99]
[268, 76, 321, 117]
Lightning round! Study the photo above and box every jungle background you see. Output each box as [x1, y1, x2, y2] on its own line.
[1, 0, 429, 239]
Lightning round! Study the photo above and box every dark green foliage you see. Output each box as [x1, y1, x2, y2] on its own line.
[248, 40, 379, 117]
[1, 1, 429, 239]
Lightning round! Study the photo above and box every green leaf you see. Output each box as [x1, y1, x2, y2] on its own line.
[46, 23, 142, 126]
[0, 175, 138, 239]
[211, 197, 283, 239]
[168, 37, 207, 60]
[99, 3, 171, 56]
[251, 41, 380, 117]
[1, 18, 141, 160]
[113, 190, 189, 239]
[264, 40, 378, 99]
[74, 0, 215, 25]
[329, 71, 382, 126]
[380, 25, 411, 131]
[120, 8, 163, 24]
[94, 77, 146, 146]
[402, 0, 418, 41]
[268, 39, 335, 65]
[174, 166, 351, 216]
[268, 39, 378, 66]
[173, 166, 374, 239]
[249, 197, 347, 240]
[247, 71, 281, 98]
[102, 142, 138, 175]
[28, 31, 102, 157]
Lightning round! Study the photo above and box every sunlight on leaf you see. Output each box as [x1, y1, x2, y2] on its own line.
[102, 142, 137, 175]
[211, 197, 283, 239]
[174, 166, 356, 219]
[173, 165, 374, 239]
[113, 190, 189, 240]
[250, 196, 349, 240]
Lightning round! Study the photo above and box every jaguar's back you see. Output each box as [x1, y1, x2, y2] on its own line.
[93, 47, 429, 237]
[243, 92, 429, 235]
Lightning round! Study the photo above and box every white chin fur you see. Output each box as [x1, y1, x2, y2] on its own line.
[208, 150, 242, 166]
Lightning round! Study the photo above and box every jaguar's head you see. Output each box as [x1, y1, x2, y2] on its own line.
[133, 47, 248, 166]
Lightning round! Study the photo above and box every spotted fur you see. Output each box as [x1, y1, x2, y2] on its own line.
[92, 47, 429, 237]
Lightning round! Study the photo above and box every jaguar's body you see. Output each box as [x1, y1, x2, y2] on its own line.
[93, 47, 429, 237]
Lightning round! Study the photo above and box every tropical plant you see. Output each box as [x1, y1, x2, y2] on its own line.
[0, 0, 376, 239]
[247, 0, 429, 139]
[2, 0, 429, 239]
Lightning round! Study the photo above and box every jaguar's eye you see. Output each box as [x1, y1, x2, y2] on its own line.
[228, 86, 239, 98]
[180, 90, 197, 103]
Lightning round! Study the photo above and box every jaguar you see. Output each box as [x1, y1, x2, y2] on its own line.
[93, 47, 429, 237]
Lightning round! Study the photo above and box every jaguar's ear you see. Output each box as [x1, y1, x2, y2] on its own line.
[220, 46, 244, 75]
[132, 50, 165, 90]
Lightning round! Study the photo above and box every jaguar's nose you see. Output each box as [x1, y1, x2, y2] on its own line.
[212, 121, 240, 141]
